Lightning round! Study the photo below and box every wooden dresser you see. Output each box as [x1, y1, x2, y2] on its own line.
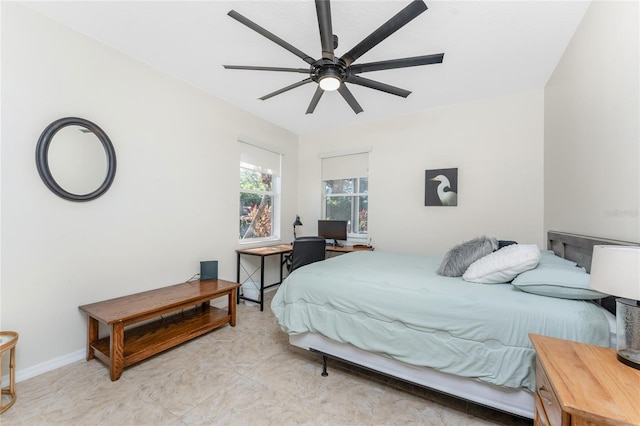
[530, 333, 640, 426]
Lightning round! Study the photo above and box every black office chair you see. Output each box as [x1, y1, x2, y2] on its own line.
[288, 236, 326, 272]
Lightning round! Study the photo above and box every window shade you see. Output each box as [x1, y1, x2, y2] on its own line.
[321, 153, 368, 181]
[240, 141, 281, 176]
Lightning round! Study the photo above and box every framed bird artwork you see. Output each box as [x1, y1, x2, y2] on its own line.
[425, 168, 458, 206]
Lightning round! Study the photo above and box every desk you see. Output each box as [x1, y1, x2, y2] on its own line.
[326, 245, 373, 254]
[236, 244, 292, 311]
[236, 243, 374, 311]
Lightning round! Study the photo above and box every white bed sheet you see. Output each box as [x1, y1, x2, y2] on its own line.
[290, 301, 614, 420]
[290, 332, 536, 419]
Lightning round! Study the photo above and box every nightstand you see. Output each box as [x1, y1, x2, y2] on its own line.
[530, 333, 640, 426]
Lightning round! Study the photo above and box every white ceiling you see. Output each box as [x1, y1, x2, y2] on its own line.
[23, 0, 590, 135]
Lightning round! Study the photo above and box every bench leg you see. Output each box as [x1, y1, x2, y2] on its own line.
[110, 323, 125, 381]
[229, 288, 237, 327]
[87, 317, 99, 361]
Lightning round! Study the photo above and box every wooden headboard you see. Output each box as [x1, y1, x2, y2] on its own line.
[547, 231, 638, 273]
[547, 231, 639, 314]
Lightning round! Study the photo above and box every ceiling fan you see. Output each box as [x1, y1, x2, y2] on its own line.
[224, 0, 444, 115]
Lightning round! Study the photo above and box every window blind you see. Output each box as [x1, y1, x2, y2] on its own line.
[321, 152, 368, 181]
[240, 140, 281, 176]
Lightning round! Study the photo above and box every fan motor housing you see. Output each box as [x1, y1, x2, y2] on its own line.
[311, 59, 346, 84]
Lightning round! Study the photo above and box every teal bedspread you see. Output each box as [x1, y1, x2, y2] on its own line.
[271, 251, 610, 391]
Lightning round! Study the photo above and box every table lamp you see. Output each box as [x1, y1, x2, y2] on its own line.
[292, 215, 303, 239]
[589, 245, 640, 370]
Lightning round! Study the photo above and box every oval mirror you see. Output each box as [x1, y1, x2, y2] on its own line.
[36, 117, 117, 202]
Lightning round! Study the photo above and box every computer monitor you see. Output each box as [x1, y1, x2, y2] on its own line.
[318, 220, 348, 247]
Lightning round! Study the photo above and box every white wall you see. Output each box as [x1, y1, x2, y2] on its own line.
[545, 1, 639, 243]
[298, 90, 545, 254]
[1, 3, 298, 376]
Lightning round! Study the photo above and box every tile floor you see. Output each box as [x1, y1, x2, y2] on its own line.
[1, 292, 532, 425]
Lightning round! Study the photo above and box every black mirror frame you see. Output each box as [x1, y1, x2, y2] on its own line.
[36, 117, 117, 202]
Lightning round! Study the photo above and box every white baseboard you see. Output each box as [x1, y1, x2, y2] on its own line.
[8, 348, 85, 384]
[7, 296, 260, 384]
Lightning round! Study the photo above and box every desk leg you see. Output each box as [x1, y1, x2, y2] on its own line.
[110, 323, 125, 381]
[229, 288, 237, 326]
[87, 316, 99, 361]
[260, 255, 265, 311]
[279, 253, 284, 283]
[236, 252, 241, 304]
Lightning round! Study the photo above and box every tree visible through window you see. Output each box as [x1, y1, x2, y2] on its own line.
[239, 140, 281, 242]
[239, 166, 275, 240]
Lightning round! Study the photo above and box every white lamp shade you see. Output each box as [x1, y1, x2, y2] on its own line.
[590, 245, 640, 300]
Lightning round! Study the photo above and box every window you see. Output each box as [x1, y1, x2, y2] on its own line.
[324, 177, 368, 235]
[239, 141, 281, 242]
[321, 151, 369, 239]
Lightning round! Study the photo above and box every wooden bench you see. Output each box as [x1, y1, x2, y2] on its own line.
[78, 279, 240, 381]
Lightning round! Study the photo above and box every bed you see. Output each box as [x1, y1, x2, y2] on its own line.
[271, 231, 637, 419]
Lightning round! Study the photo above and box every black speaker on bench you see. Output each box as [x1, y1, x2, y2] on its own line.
[200, 260, 218, 280]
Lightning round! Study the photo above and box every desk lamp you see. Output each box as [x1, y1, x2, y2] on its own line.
[292, 215, 303, 239]
[590, 245, 640, 370]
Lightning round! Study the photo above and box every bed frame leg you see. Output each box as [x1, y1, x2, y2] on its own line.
[322, 355, 329, 377]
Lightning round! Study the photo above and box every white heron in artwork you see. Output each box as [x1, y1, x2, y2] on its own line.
[431, 175, 458, 206]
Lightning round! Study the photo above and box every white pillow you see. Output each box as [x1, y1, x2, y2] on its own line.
[463, 244, 541, 284]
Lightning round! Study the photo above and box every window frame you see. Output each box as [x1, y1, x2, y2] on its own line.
[322, 175, 368, 242]
[239, 141, 282, 244]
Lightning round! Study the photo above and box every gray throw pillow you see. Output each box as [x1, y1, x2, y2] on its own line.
[437, 236, 498, 277]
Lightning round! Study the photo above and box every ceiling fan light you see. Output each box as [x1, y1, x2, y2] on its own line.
[319, 75, 341, 91]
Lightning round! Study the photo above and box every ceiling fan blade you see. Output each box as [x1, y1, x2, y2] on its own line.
[259, 78, 313, 100]
[341, 0, 427, 67]
[315, 0, 334, 61]
[224, 65, 310, 74]
[306, 86, 325, 114]
[346, 75, 411, 98]
[228, 10, 316, 65]
[337, 84, 363, 114]
[349, 53, 444, 74]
